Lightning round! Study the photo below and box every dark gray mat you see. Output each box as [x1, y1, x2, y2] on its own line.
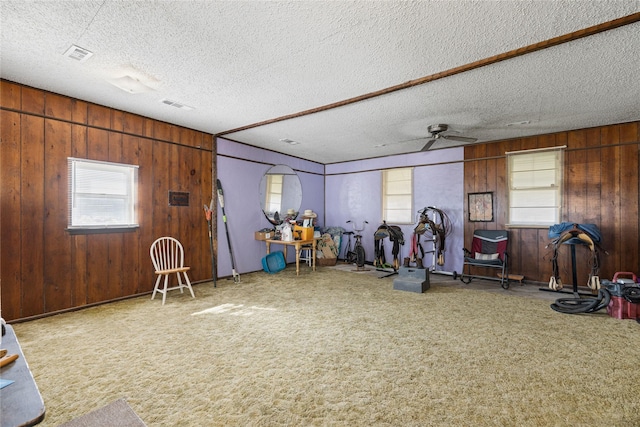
[59, 398, 146, 427]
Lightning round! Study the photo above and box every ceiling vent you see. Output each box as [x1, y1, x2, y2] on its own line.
[160, 99, 194, 111]
[63, 44, 93, 63]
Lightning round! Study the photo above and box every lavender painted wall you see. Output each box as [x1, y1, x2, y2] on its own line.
[325, 171, 380, 259]
[216, 139, 325, 278]
[216, 138, 464, 278]
[325, 148, 465, 274]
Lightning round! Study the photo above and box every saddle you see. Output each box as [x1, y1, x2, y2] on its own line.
[413, 207, 447, 266]
[547, 223, 603, 291]
[374, 222, 405, 270]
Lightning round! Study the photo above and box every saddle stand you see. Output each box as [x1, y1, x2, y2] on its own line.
[541, 222, 604, 297]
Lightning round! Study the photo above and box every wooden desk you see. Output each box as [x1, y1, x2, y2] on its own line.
[1, 325, 46, 427]
[265, 238, 318, 275]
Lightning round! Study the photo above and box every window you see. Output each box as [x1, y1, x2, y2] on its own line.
[264, 173, 284, 214]
[68, 158, 139, 230]
[506, 146, 565, 227]
[382, 167, 413, 223]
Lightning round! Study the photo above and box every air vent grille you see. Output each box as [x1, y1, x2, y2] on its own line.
[160, 99, 194, 111]
[63, 45, 93, 63]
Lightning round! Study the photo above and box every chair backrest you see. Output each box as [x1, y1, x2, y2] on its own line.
[150, 237, 186, 272]
[471, 230, 508, 261]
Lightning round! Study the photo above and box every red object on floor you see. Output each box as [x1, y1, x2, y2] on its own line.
[607, 295, 640, 320]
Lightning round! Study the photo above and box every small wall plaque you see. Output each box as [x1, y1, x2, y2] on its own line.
[468, 192, 493, 222]
[169, 191, 190, 207]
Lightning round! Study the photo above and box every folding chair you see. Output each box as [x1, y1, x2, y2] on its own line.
[455, 229, 510, 289]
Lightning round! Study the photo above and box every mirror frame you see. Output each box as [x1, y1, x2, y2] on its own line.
[259, 165, 302, 226]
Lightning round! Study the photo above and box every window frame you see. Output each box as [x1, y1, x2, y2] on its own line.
[506, 146, 565, 228]
[382, 167, 414, 224]
[264, 173, 284, 215]
[67, 157, 139, 234]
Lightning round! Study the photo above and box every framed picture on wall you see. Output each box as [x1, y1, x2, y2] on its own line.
[468, 192, 493, 222]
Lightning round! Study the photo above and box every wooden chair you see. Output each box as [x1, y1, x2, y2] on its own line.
[150, 237, 195, 305]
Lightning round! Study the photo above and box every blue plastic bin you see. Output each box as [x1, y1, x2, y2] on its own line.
[262, 251, 286, 274]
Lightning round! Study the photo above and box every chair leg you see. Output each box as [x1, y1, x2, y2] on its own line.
[460, 263, 472, 284]
[152, 271, 194, 304]
[298, 249, 311, 267]
[183, 272, 195, 299]
[151, 275, 162, 301]
[162, 275, 169, 305]
[501, 263, 509, 289]
[176, 272, 185, 293]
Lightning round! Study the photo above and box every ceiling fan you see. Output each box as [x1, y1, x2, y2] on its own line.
[420, 124, 477, 151]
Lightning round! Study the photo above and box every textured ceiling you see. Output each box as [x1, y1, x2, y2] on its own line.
[1, 1, 639, 164]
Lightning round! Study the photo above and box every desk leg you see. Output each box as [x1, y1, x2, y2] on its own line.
[265, 241, 271, 254]
[295, 243, 300, 275]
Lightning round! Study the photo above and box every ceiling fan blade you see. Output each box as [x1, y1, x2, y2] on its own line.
[399, 136, 429, 143]
[420, 139, 437, 151]
[375, 136, 428, 148]
[441, 134, 477, 143]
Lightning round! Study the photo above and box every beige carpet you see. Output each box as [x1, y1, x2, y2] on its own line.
[12, 267, 640, 426]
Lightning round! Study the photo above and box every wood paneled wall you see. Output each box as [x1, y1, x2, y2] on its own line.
[463, 122, 639, 286]
[1, 80, 215, 321]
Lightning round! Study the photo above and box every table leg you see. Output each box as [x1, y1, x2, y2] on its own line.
[295, 242, 300, 275]
[265, 241, 271, 254]
[312, 239, 317, 271]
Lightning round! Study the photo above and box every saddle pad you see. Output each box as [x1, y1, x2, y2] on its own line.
[548, 222, 601, 243]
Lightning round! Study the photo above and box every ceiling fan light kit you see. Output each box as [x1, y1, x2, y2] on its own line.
[107, 75, 156, 94]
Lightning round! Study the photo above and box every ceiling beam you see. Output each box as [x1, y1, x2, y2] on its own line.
[217, 12, 640, 137]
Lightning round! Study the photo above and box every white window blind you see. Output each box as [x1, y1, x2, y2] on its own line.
[265, 173, 284, 214]
[68, 158, 138, 229]
[506, 146, 565, 227]
[382, 167, 413, 223]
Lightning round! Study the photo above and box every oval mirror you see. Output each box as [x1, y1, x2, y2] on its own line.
[259, 165, 302, 226]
